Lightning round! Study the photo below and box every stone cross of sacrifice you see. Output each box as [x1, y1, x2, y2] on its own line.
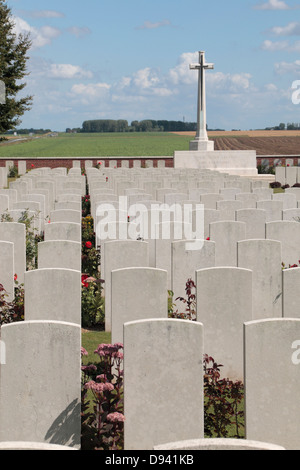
[190, 51, 214, 143]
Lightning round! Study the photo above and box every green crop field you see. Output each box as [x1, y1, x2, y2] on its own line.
[0, 132, 192, 158]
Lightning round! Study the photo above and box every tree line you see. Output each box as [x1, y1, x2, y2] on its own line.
[80, 119, 197, 133]
[265, 123, 300, 131]
[6, 128, 52, 135]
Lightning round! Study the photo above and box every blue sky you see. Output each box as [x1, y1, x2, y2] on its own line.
[6, 0, 300, 131]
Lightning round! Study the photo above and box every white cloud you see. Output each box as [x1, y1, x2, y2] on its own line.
[71, 83, 111, 98]
[29, 10, 65, 19]
[254, 0, 290, 10]
[274, 60, 300, 74]
[27, 57, 94, 81]
[269, 22, 300, 36]
[262, 39, 300, 51]
[116, 67, 174, 99]
[265, 83, 278, 91]
[16, 9, 65, 19]
[132, 67, 160, 89]
[207, 72, 254, 93]
[48, 64, 93, 79]
[169, 52, 199, 85]
[136, 19, 172, 30]
[12, 16, 61, 49]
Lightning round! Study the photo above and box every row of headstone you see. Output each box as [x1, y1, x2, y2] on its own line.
[122, 317, 300, 450]
[0, 167, 82, 449]
[73, 159, 167, 169]
[85, 167, 299, 450]
[276, 165, 300, 186]
[107, 251, 300, 378]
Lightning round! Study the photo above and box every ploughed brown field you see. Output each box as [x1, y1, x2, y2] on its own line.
[171, 130, 300, 156]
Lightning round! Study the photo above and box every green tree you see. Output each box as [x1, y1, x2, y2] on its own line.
[0, 0, 33, 133]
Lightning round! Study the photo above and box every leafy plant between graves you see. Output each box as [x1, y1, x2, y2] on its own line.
[0, 276, 24, 326]
[81, 343, 124, 450]
[7, 165, 18, 179]
[82, 195, 91, 218]
[203, 354, 245, 439]
[80, 343, 245, 449]
[0, 210, 44, 270]
[81, 214, 104, 329]
[81, 275, 105, 329]
[169, 278, 197, 321]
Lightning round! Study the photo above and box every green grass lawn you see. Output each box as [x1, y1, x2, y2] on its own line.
[82, 329, 111, 365]
[0, 132, 192, 158]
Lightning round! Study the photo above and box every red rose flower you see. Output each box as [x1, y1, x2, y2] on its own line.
[81, 274, 89, 288]
[85, 241, 92, 249]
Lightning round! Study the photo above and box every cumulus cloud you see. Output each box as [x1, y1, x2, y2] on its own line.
[254, 0, 291, 10]
[132, 68, 160, 89]
[12, 16, 61, 49]
[71, 83, 111, 98]
[269, 22, 300, 36]
[27, 57, 94, 80]
[169, 52, 199, 85]
[48, 64, 93, 79]
[135, 19, 172, 30]
[207, 72, 254, 94]
[274, 60, 300, 74]
[262, 39, 300, 51]
[117, 67, 174, 99]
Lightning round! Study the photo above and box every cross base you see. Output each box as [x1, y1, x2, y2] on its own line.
[189, 139, 215, 152]
[174, 149, 258, 177]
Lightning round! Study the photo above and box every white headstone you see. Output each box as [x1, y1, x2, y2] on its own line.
[124, 319, 204, 450]
[237, 239, 282, 319]
[104, 240, 149, 331]
[282, 267, 300, 318]
[24, 268, 81, 324]
[0, 241, 14, 301]
[0, 320, 81, 448]
[244, 319, 300, 450]
[209, 221, 246, 266]
[266, 221, 300, 266]
[0, 223, 26, 285]
[44, 222, 81, 243]
[196, 267, 252, 380]
[38, 240, 81, 272]
[111, 267, 168, 344]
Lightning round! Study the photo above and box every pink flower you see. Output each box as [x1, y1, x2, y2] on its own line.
[81, 347, 88, 357]
[84, 380, 114, 393]
[106, 412, 125, 423]
[96, 374, 108, 382]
